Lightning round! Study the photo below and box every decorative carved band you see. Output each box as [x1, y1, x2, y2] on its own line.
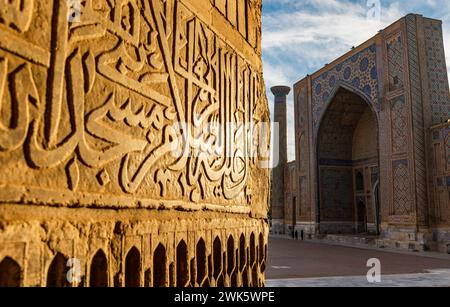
[0, 0, 269, 212]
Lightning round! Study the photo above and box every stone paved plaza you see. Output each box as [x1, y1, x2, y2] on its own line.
[266, 237, 450, 287]
[266, 270, 450, 287]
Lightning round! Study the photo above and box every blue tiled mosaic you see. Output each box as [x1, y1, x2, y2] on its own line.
[311, 45, 379, 131]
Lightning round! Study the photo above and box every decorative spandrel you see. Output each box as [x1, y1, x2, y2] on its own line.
[0, 0, 270, 212]
[311, 45, 379, 132]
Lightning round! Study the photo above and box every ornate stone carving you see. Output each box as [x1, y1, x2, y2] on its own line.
[0, 0, 269, 212]
[0, 0, 269, 287]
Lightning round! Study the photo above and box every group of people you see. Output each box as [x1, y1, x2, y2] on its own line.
[291, 230, 304, 241]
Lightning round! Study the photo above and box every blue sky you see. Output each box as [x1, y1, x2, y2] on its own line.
[262, 0, 450, 161]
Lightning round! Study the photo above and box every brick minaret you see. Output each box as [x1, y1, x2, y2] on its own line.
[270, 86, 290, 234]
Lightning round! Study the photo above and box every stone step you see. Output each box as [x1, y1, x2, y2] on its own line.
[318, 234, 378, 247]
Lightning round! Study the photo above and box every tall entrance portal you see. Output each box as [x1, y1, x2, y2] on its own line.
[317, 88, 379, 234]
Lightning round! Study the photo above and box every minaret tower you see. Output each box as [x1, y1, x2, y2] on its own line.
[270, 86, 290, 234]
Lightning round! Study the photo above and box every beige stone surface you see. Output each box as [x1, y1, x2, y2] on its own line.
[0, 0, 269, 287]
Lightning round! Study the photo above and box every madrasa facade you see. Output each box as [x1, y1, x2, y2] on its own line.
[271, 14, 450, 253]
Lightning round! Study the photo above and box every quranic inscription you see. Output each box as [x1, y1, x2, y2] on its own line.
[0, 0, 270, 212]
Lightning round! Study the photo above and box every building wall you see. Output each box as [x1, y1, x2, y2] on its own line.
[283, 161, 297, 233]
[353, 108, 378, 161]
[314, 88, 379, 234]
[423, 19, 450, 124]
[318, 89, 365, 232]
[352, 107, 379, 233]
[291, 14, 450, 251]
[429, 123, 450, 252]
[0, 0, 270, 286]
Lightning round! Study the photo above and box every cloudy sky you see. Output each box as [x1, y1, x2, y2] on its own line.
[262, 0, 450, 161]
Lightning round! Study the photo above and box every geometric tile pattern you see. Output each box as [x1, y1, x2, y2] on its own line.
[406, 14, 429, 225]
[445, 127, 450, 171]
[311, 45, 379, 131]
[430, 124, 450, 225]
[393, 160, 412, 216]
[390, 96, 408, 154]
[299, 177, 308, 217]
[387, 34, 405, 92]
[297, 84, 309, 173]
[320, 168, 354, 221]
[423, 20, 450, 124]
